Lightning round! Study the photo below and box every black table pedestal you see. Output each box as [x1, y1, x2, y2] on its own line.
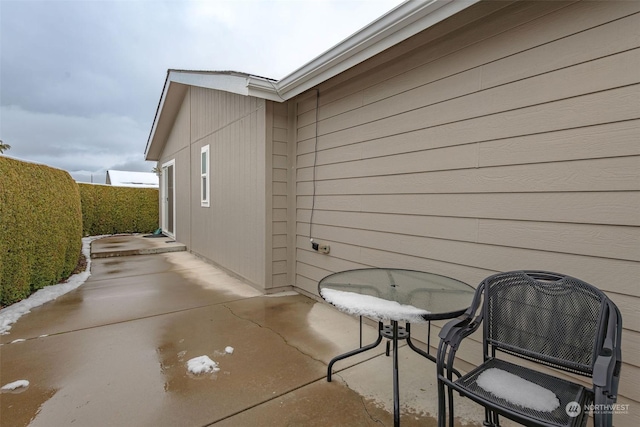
[319, 268, 475, 427]
[326, 320, 431, 427]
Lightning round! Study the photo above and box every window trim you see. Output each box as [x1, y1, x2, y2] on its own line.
[200, 145, 210, 207]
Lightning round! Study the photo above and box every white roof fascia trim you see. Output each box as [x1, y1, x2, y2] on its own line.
[169, 71, 281, 101]
[164, 71, 282, 102]
[275, 0, 480, 100]
[246, 77, 284, 102]
[169, 71, 250, 96]
[145, 73, 171, 158]
[145, 71, 283, 158]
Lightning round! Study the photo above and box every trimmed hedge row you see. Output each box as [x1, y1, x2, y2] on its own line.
[0, 158, 160, 306]
[0, 157, 83, 306]
[78, 183, 158, 236]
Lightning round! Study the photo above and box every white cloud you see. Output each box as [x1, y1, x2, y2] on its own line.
[171, 0, 405, 78]
[0, 0, 403, 179]
[1, 105, 153, 182]
[184, 0, 239, 30]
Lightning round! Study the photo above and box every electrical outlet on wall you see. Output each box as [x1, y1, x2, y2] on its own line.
[311, 240, 330, 254]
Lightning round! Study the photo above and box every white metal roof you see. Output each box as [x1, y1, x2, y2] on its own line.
[144, 0, 480, 161]
[106, 170, 159, 188]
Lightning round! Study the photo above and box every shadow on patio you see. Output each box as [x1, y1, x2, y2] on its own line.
[0, 235, 488, 427]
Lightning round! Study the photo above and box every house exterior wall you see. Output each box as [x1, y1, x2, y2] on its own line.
[156, 86, 269, 288]
[159, 90, 192, 247]
[292, 1, 640, 421]
[188, 87, 267, 288]
[268, 101, 290, 289]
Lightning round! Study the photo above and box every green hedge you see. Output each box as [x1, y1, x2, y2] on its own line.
[0, 157, 83, 306]
[0, 159, 158, 306]
[78, 183, 158, 236]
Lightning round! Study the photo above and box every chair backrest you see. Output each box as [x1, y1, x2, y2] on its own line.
[482, 271, 611, 377]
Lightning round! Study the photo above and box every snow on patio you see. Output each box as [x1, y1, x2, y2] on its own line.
[1, 379, 30, 392]
[186, 346, 234, 376]
[0, 236, 102, 335]
[187, 355, 220, 375]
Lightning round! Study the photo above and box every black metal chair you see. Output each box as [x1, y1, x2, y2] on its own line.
[436, 271, 622, 427]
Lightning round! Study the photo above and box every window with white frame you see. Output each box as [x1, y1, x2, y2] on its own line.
[201, 145, 210, 207]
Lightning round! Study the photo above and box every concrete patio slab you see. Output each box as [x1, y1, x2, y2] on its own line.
[224, 294, 383, 366]
[1, 303, 326, 426]
[0, 235, 490, 427]
[0, 255, 261, 343]
[214, 377, 437, 427]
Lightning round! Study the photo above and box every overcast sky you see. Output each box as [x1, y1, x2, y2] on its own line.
[1, 0, 403, 183]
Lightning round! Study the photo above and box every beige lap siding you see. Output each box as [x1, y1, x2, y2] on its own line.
[292, 2, 640, 424]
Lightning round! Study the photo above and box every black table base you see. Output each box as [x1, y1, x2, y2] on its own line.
[326, 320, 438, 427]
[319, 269, 474, 427]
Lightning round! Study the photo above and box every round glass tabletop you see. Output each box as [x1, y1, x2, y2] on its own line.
[318, 268, 475, 322]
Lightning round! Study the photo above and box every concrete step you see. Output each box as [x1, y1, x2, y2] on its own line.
[90, 234, 187, 258]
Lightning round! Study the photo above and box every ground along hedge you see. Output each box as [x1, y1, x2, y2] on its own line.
[78, 183, 158, 236]
[0, 157, 83, 306]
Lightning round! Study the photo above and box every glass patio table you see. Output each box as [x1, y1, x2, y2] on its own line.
[318, 268, 475, 427]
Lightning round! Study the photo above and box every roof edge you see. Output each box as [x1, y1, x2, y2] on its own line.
[275, 0, 480, 99]
[144, 70, 172, 159]
[145, 0, 480, 160]
[145, 71, 282, 160]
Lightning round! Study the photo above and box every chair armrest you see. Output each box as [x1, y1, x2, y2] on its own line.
[593, 339, 614, 386]
[439, 317, 472, 341]
[593, 340, 622, 402]
[594, 301, 623, 397]
[439, 315, 481, 352]
[436, 317, 481, 381]
[439, 282, 484, 352]
[594, 352, 618, 427]
[446, 319, 481, 350]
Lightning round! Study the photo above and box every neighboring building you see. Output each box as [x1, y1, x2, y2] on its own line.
[106, 170, 159, 188]
[145, 1, 639, 420]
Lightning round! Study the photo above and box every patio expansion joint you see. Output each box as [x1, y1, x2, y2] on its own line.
[222, 304, 327, 367]
[204, 378, 328, 427]
[334, 372, 385, 425]
[7, 302, 230, 341]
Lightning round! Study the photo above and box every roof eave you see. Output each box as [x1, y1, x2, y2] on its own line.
[275, 0, 480, 100]
[144, 0, 480, 160]
[246, 77, 284, 102]
[144, 76, 188, 161]
[144, 71, 172, 161]
[145, 71, 282, 161]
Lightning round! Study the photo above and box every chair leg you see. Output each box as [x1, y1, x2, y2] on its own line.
[445, 347, 457, 427]
[437, 341, 452, 427]
[483, 409, 500, 427]
[437, 378, 447, 427]
[483, 409, 492, 427]
[448, 383, 455, 427]
[594, 408, 612, 427]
